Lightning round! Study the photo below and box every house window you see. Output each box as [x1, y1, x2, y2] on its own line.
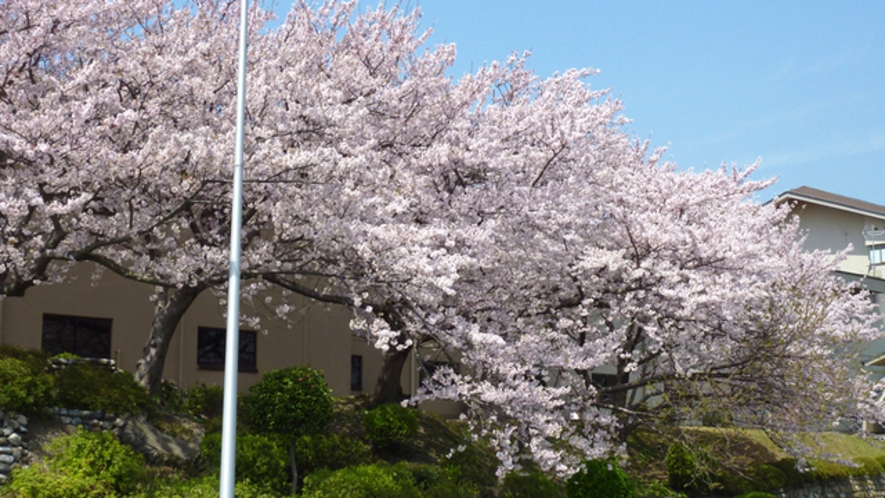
[351, 355, 363, 391]
[197, 327, 257, 372]
[591, 373, 618, 404]
[42, 314, 112, 359]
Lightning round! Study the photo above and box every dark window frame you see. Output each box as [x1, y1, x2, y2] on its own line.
[41, 314, 112, 359]
[350, 355, 363, 391]
[196, 327, 257, 373]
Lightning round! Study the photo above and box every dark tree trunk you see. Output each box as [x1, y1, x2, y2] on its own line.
[369, 345, 412, 408]
[135, 285, 204, 395]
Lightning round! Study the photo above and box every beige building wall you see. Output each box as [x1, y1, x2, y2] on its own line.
[792, 203, 885, 279]
[0, 262, 396, 397]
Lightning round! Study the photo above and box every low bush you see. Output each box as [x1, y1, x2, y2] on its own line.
[296, 433, 373, 476]
[54, 363, 149, 415]
[501, 469, 564, 498]
[402, 463, 480, 498]
[301, 463, 421, 498]
[130, 475, 277, 498]
[7, 429, 146, 497]
[441, 441, 498, 494]
[566, 459, 636, 498]
[0, 357, 54, 415]
[0, 345, 50, 373]
[363, 403, 418, 450]
[665, 443, 697, 492]
[200, 432, 290, 495]
[184, 383, 225, 420]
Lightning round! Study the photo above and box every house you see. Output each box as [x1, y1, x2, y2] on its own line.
[0, 261, 411, 398]
[772, 186, 885, 382]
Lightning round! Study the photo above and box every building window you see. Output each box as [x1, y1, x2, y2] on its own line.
[42, 314, 113, 359]
[197, 327, 257, 372]
[591, 373, 618, 404]
[351, 355, 363, 391]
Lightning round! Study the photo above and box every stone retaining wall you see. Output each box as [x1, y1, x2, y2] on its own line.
[772, 474, 885, 498]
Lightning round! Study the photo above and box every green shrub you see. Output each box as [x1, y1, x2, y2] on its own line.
[734, 493, 778, 498]
[244, 366, 333, 439]
[767, 458, 809, 488]
[7, 429, 146, 497]
[54, 363, 149, 415]
[296, 433, 373, 475]
[200, 432, 290, 495]
[184, 383, 225, 420]
[130, 475, 277, 498]
[0, 357, 54, 415]
[853, 456, 883, 476]
[0, 345, 50, 372]
[566, 459, 636, 498]
[747, 462, 788, 491]
[363, 403, 419, 450]
[301, 463, 421, 498]
[501, 469, 564, 498]
[665, 443, 697, 492]
[441, 442, 498, 493]
[394, 463, 480, 498]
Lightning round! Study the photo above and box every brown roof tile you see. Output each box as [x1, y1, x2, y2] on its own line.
[777, 186, 885, 218]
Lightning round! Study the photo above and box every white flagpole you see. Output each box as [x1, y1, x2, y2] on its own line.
[219, 0, 249, 496]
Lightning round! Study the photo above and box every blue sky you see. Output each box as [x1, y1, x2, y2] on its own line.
[275, 1, 885, 205]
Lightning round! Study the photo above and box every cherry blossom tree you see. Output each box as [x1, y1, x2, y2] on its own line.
[3, 0, 882, 478]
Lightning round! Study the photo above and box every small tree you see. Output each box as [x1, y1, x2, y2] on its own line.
[244, 366, 333, 495]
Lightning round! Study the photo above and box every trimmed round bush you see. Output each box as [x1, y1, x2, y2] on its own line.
[54, 362, 150, 415]
[301, 463, 421, 498]
[502, 469, 564, 498]
[566, 459, 636, 498]
[363, 403, 418, 449]
[244, 366, 333, 439]
[8, 429, 146, 497]
[200, 432, 290, 495]
[0, 356, 54, 415]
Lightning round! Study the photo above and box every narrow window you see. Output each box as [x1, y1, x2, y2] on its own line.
[197, 327, 257, 373]
[42, 314, 112, 359]
[351, 355, 363, 391]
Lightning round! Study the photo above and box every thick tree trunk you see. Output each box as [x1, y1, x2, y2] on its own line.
[134, 285, 204, 395]
[369, 345, 412, 408]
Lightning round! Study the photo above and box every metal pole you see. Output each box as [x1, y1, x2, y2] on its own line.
[219, 0, 249, 496]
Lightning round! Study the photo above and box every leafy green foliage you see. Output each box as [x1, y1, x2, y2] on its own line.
[244, 366, 333, 441]
[363, 403, 418, 449]
[665, 443, 698, 492]
[0, 345, 50, 373]
[301, 463, 421, 498]
[0, 357, 54, 415]
[566, 459, 636, 498]
[7, 429, 146, 497]
[54, 363, 150, 415]
[441, 442, 499, 494]
[295, 433, 373, 476]
[200, 432, 290, 495]
[184, 383, 225, 420]
[501, 469, 564, 498]
[734, 493, 778, 498]
[129, 475, 277, 498]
